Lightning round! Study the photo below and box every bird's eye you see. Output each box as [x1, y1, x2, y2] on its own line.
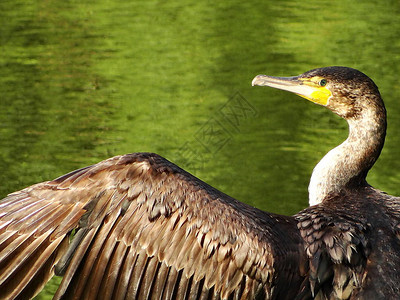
[319, 79, 327, 86]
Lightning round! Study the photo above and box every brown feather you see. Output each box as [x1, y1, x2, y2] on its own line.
[0, 153, 306, 299]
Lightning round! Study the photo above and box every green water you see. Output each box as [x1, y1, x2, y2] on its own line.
[1, 0, 400, 298]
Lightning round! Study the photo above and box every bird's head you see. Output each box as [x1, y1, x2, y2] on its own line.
[252, 66, 382, 119]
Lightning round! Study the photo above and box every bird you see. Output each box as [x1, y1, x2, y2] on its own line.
[0, 66, 399, 300]
[252, 67, 400, 299]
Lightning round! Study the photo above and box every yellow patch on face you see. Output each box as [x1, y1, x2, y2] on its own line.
[298, 77, 332, 105]
[310, 88, 331, 105]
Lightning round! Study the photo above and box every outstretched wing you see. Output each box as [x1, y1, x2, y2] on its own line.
[0, 153, 307, 300]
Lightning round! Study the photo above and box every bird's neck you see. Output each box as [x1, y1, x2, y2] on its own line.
[308, 108, 386, 206]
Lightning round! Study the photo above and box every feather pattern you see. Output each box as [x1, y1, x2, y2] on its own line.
[296, 188, 400, 299]
[0, 153, 306, 300]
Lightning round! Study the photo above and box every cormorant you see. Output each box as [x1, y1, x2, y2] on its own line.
[0, 66, 399, 299]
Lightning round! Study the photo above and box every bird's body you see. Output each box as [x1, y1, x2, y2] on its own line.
[297, 186, 400, 299]
[1, 66, 399, 299]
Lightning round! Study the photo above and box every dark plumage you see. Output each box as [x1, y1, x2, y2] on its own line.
[0, 66, 399, 299]
[0, 153, 306, 300]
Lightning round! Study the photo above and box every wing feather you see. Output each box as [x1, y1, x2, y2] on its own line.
[103, 241, 129, 296]
[113, 246, 137, 300]
[0, 152, 306, 299]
